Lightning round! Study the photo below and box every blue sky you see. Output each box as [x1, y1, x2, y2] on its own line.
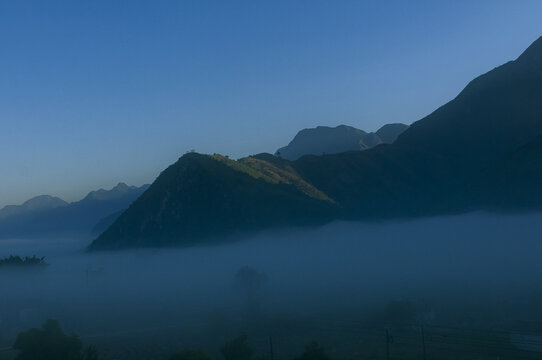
[1, 0, 542, 207]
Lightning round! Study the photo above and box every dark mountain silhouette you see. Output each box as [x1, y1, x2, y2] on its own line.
[91, 210, 124, 235]
[90, 36, 542, 251]
[394, 36, 542, 164]
[375, 123, 410, 144]
[294, 36, 542, 217]
[82, 182, 139, 202]
[0, 195, 67, 219]
[275, 123, 409, 160]
[483, 134, 542, 210]
[0, 183, 149, 239]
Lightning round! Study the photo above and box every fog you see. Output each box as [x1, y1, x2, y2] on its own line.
[2, 212, 542, 358]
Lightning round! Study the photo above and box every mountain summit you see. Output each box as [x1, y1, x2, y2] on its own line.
[89, 153, 335, 250]
[83, 182, 140, 202]
[275, 123, 408, 161]
[0, 195, 67, 219]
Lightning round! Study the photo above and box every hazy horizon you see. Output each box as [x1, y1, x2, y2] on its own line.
[2, 0, 542, 207]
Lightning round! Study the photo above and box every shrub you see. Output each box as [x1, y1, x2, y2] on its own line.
[0, 255, 48, 269]
[13, 319, 98, 360]
[221, 334, 253, 360]
[294, 342, 331, 360]
[170, 348, 212, 360]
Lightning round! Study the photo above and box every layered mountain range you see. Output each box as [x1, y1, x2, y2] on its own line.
[0, 183, 149, 239]
[89, 36, 542, 250]
[275, 123, 409, 160]
[0, 195, 68, 219]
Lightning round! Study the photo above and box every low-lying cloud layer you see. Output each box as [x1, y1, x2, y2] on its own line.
[1, 212, 542, 355]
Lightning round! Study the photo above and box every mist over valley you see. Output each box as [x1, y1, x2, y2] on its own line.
[3, 213, 542, 358]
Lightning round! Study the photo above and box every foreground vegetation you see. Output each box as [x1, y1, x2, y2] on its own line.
[10, 321, 332, 360]
[13, 319, 97, 360]
[0, 255, 48, 269]
[7, 304, 542, 360]
[3, 266, 542, 359]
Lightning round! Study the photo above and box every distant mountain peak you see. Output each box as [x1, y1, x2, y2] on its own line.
[0, 183, 150, 239]
[83, 183, 139, 202]
[275, 123, 409, 160]
[22, 195, 66, 207]
[0, 195, 67, 219]
[114, 182, 129, 188]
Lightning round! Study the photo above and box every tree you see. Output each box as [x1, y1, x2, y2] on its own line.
[170, 348, 212, 360]
[220, 334, 253, 360]
[82, 346, 100, 360]
[14, 319, 81, 360]
[294, 342, 331, 360]
[13, 319, 98, 360]
[0, 255, 48, 269]
[234, 266, 268, 313]
[385, 300, 415, 327]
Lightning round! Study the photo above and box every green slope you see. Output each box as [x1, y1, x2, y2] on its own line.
[89, 153, 337, 250]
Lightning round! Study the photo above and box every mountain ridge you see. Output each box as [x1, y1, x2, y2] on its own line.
[275, 123, 409, 161]
[0, 195, 68, 219]
[89, 36, 542, 251]
[0, 183, 150, 239]
[89, 154, 335, 250]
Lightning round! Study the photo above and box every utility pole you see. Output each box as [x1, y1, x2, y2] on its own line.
[386, 329, 391, 360]
[421, 325, 427, 360]
[269, 336, 274, 360]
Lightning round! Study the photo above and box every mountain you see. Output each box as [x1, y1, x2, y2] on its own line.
[90, 36, 542, 251]
[483, 134, 542, 210]
[394, 37, 542, 164]
[0, 183, 149, 239]
[89, 154, 336, 249]
[275, 123, 409, 160]
[295, 36, 542, 216]
[0, 195, 67, 219]
[83, 182, 138, 202]
[91, 210, 124, 235]
[375, 123, 410, 143]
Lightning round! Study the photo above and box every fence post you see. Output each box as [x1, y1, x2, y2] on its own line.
[269, 336, 274, 360]
[421, 325, 427, 360]
[386, 329, 391, 360]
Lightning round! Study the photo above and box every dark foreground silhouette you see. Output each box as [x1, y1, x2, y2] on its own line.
[0, 255, 48, 269]
[13, 320, 97, 360]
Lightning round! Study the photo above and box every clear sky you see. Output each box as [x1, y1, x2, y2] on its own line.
[1, 0, 542, 207]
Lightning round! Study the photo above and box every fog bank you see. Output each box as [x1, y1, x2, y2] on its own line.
[1, 212, 542, 356]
